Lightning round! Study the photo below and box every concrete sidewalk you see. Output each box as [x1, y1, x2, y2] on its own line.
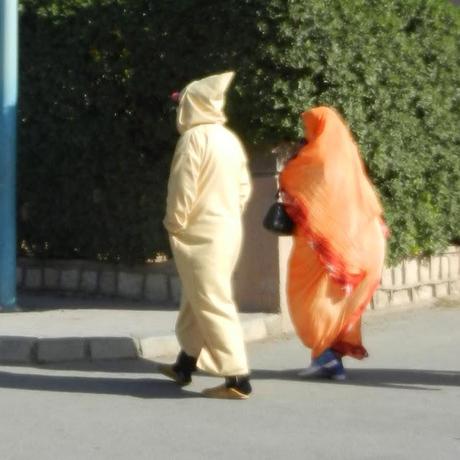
[1, 293, 456, 366]
[0, 294, 284, 364]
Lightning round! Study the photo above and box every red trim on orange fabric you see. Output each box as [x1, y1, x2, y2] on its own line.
[340, 279, 380, 337]
[283, 192, 385, 360]
[332, 279, 380, 359]
[285, 196, 366, 291]
[331, 342, 368, 360]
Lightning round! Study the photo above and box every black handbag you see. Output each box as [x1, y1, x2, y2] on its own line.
[263, 198, 294, 236]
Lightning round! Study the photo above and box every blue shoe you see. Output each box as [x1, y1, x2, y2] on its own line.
[326, 356, 347, 381]
[298, 349, 346, 381]
[297, 362, 326, 378]
[314, 349, 339, 367]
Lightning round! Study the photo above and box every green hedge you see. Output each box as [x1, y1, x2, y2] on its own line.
[18, 0, 460, 264]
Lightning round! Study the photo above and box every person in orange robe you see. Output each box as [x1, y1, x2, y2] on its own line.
[279, 106, 388, 380]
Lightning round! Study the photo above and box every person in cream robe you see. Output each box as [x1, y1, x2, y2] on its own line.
[159, 72, 253, 399]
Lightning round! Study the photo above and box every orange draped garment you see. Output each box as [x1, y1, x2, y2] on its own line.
[279, 107, 388, 359]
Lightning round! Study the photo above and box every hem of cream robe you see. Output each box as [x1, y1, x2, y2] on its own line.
[171, 235, 249, 377]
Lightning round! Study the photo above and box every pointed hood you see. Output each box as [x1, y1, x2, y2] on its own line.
[176, 71, 235, 134]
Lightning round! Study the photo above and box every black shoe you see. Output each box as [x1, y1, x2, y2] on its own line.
[158, 351, 197, 386]
[157, 364, 192, 386]
[225, 375, 252, 396]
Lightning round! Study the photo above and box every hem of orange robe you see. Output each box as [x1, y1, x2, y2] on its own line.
[335, 278, 380, 349]
[331, 342, 368, 360]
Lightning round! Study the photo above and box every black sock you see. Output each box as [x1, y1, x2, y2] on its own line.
[225, 375, 252, 395]
[173, 351, 197, 379]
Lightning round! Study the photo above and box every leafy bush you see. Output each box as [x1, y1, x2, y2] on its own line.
[18, 0, 460, 264]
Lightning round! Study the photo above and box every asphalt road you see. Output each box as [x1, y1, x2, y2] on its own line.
[0, 304, 459, 460]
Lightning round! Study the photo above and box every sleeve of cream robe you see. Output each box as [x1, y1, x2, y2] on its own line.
[163, 131, 202, 235]
[239, 159, 252, 212]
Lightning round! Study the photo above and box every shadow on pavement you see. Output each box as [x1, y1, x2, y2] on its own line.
[251, 368, 460, 390]
[0, 370, 198, 399]
[3, 359, 459, 394]
[21, 358, 165, 374]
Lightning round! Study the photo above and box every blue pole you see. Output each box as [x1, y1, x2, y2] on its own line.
[0, 0, 18, 311]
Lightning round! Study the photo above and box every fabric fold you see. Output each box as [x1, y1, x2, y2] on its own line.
[280, 106, 388, 359]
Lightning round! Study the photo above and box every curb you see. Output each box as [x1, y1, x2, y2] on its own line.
[1, 298, 456, 365]
[0, 335, 140, 365]
[0, 314, 285, 365]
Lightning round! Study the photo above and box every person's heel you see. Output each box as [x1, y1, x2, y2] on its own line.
[157, 350, 197, 386]
[298, 349, 346, 380]
[202, 375, 252, 400]
[325, 353, 347, 381]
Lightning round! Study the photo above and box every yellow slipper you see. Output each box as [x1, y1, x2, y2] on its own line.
[202, 384, 250, 400]
[157, 364, 191, 387]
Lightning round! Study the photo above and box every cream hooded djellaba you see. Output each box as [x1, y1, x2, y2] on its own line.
[163, 72, 252, 376]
